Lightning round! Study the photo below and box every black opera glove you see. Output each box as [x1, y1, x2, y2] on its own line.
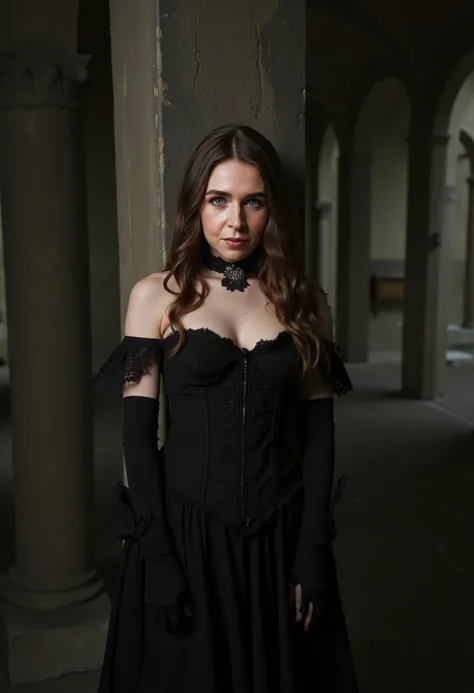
[122, 396, 189, 632]
[292, 397, 339, 618]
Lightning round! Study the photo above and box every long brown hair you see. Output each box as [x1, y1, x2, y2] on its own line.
[163, 124, 324, 376]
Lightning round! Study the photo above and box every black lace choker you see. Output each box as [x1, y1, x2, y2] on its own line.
[201, 244, 260, 292]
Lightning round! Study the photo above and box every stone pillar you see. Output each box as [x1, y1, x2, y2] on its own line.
[336, 151, 372, 362]
[0, 53, 108, 683]
[313, 201, 332, 292]
[439, 184, 456, 370]
[402, 131, 450, 399]
[462, 176, 474, 328]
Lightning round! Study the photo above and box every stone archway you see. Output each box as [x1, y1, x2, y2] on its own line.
[435, 47, 474, 136]
[428, 51, 474, 379]
[336, 76, 410, 365]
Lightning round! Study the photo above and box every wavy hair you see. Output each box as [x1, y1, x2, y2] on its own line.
[163, 124, 325, 376]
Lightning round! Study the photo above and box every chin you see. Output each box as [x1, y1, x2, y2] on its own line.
[220, 249, 248, 262]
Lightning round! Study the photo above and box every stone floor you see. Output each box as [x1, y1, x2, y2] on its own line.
[0, 311, 473, 692]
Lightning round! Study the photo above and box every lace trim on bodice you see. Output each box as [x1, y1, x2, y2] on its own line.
[92, 332, 353, 395]
[162, 326, 292, 355]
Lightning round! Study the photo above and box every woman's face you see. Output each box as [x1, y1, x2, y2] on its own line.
[200, 158, 269, 262]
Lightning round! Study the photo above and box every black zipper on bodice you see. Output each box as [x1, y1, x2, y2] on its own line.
[240, 349, 250, 528]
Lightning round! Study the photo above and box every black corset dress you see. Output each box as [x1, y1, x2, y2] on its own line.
[94, 328, 359, 693]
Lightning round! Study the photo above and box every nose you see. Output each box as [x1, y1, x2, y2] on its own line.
[227, 202, 246, 230]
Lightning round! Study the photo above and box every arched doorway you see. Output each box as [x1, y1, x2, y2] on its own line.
[356, 78, 410, 364]
[442, 80, 474, 366]
[434, 50, 474, 376]
[335, 77, 410, 367]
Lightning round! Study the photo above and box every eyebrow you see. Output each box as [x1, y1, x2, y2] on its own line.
[205, 189, 266, 197]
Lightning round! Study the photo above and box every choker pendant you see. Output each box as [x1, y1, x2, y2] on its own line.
[222, 264, 250, 292]
[201, 243, 260, 293]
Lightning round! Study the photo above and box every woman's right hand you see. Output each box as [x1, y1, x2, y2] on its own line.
[155, 601, 193, 633]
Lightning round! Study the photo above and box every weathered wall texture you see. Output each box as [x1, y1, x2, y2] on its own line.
[110, 0, 168, 316]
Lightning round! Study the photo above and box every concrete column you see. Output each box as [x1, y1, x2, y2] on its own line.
[0, 53, 108, 683]
[402, 131, 450, 399]
[314, 201, 332, 291]
[462, 177, 474, 327]
[336, 152, 372, 362]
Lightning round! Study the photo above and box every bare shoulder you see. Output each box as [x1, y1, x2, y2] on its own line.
[125, 272, 175, 338]
[127, 272, 170, 310]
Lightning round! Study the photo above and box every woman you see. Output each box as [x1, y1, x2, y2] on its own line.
[95, 125, 359, 692]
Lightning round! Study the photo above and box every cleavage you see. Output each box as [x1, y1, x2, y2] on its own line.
[163, 279, 285, 351]
[178, 310, 285, 351]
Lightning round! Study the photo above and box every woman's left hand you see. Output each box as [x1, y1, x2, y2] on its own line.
[294, 583, 312, 631]
[292, 583, 324, 631]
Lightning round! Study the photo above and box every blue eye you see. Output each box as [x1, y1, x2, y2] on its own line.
[210, 196, 226, 206]
[246, 198, 263, 208]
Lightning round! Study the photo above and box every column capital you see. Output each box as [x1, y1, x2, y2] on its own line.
[0, 53, 90, 109]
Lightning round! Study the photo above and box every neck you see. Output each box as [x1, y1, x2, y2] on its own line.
[201, 243, 261, 273]
[200, 243, 261, 292]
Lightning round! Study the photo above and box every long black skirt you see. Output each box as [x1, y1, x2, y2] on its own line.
[98, 487, 359, 693]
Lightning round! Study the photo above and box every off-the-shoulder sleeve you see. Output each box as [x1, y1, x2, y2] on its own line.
[319, 338, 353, 396]
[93, 335, 162, 387]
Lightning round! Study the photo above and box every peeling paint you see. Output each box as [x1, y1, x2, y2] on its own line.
[158, 77, 171, 106]
[158, 136, 166, 176]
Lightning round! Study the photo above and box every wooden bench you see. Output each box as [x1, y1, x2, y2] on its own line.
[370, 259, 405, 315]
